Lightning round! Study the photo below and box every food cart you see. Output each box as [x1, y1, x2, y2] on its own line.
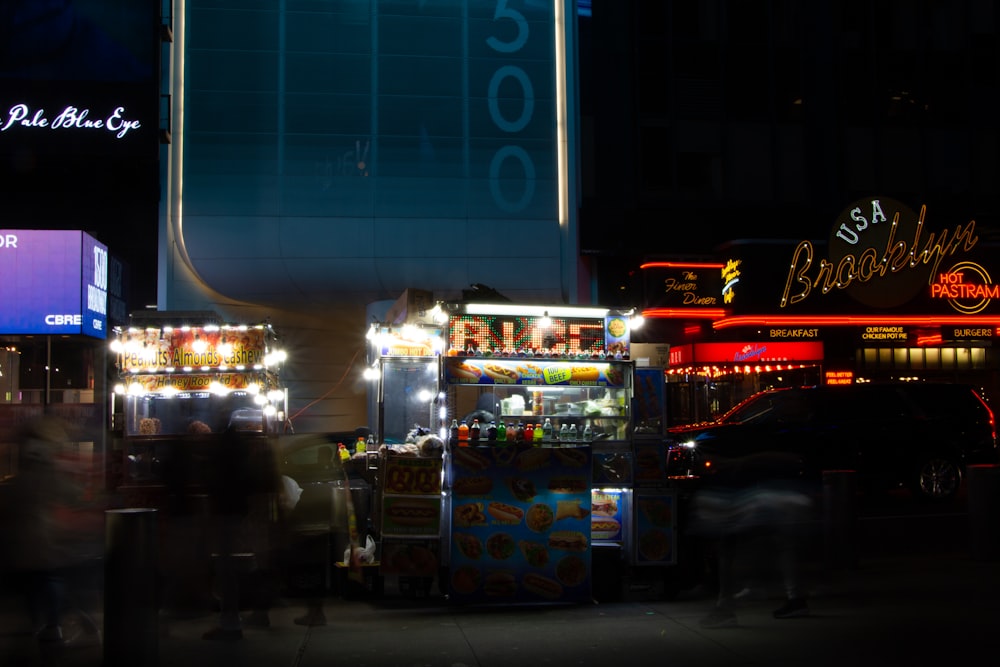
[365, 301, 681, 602]
[107, 313, 289, 607]
[436, 302, 670, 604]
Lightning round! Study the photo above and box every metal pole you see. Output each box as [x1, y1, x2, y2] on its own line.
[104, 508, 159, 667]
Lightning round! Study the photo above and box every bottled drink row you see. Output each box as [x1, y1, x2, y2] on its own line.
[449, 417, 594, 447]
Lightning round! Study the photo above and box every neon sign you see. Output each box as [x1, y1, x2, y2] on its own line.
[930, 262, 999, 314]
[780, 200, 979, 309]
[0, 104, 142, 139]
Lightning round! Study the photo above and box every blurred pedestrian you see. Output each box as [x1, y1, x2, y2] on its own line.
[691, 450, 816, 628]
[201, 426, 255, 640]
[0, 415, 103, 646]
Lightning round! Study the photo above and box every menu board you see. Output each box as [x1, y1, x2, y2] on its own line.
[449, 445, 593, 603]
[591, 489, 626, 544]
[380, 457, 443, 538]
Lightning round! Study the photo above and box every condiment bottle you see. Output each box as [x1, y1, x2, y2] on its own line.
[458, 420, 470, 446]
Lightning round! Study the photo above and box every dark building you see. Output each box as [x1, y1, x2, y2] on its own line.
[577, 1, 1000, 422]
[578, 0, 1000, 305]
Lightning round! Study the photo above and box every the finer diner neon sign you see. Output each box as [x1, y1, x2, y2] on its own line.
[780, 201, 978, 308]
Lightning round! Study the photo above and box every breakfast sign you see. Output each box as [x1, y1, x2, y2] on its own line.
[779, 197, 994, 315]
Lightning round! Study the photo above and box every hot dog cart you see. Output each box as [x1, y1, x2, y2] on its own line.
[435, 302, 676, 604]
[365, 302, 679, 602]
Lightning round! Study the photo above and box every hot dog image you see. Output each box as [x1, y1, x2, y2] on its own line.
[487, 501, 524, 525]
[453, 447, 490, 471]
[385, 498, 439, 528]
[590, 517, 621, 541]
[521, 572, 564, 600]
[449, 361, 483, 382]
[482, 362, 519, 384]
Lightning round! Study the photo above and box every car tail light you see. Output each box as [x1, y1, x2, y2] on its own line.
[971, 388, 997, 444]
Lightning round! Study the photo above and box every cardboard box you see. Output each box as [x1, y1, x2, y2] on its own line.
[631, 343, 670, 368]
[384, 289, 434, 325]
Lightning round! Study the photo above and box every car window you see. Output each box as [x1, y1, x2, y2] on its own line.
[719, 390, 814, 425]
[904, 384, 988, 422]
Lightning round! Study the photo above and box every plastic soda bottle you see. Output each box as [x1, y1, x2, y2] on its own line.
[458, 420, 470, 446]
[542, 418, 553, 442]
[470, 418, 481, 444]
[496, 421, 507, 443]
[356, 436, 367, 453]
[338, 442, 350, 461]
[486, 421, 498, 442]
[568, 424, 578, 444]
[533, 423, 544, 445]
[582, 424, 592, 442]
[524, 422, 535, 444]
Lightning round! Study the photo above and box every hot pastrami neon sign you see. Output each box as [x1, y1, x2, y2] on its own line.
[930, 262, 999, 314]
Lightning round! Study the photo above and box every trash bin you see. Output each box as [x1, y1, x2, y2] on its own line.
[104, 508, 158, 667]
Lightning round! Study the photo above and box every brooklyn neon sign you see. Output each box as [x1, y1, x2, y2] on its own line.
[780, 201, 979, 308]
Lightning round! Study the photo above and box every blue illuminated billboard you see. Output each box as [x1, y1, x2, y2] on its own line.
[0, 229, 108, 338]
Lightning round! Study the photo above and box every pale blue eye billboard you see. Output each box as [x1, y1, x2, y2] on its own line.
[0, 229, 108, 338]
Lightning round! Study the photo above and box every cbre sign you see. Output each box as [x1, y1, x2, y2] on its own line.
[0, 230, 107, 338]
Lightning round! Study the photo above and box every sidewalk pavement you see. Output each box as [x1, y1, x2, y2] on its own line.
[3, 547, 998, 667]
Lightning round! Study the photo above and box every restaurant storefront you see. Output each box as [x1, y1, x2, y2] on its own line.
[639, 197, 1000, 426]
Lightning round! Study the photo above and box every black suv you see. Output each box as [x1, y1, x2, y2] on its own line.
[665, 383, 998, 501]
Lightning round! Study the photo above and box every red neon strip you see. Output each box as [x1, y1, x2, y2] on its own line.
[643, 308, 729, 319]
[640, 262, 725, 270]
[713, 315, 1000, 330]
